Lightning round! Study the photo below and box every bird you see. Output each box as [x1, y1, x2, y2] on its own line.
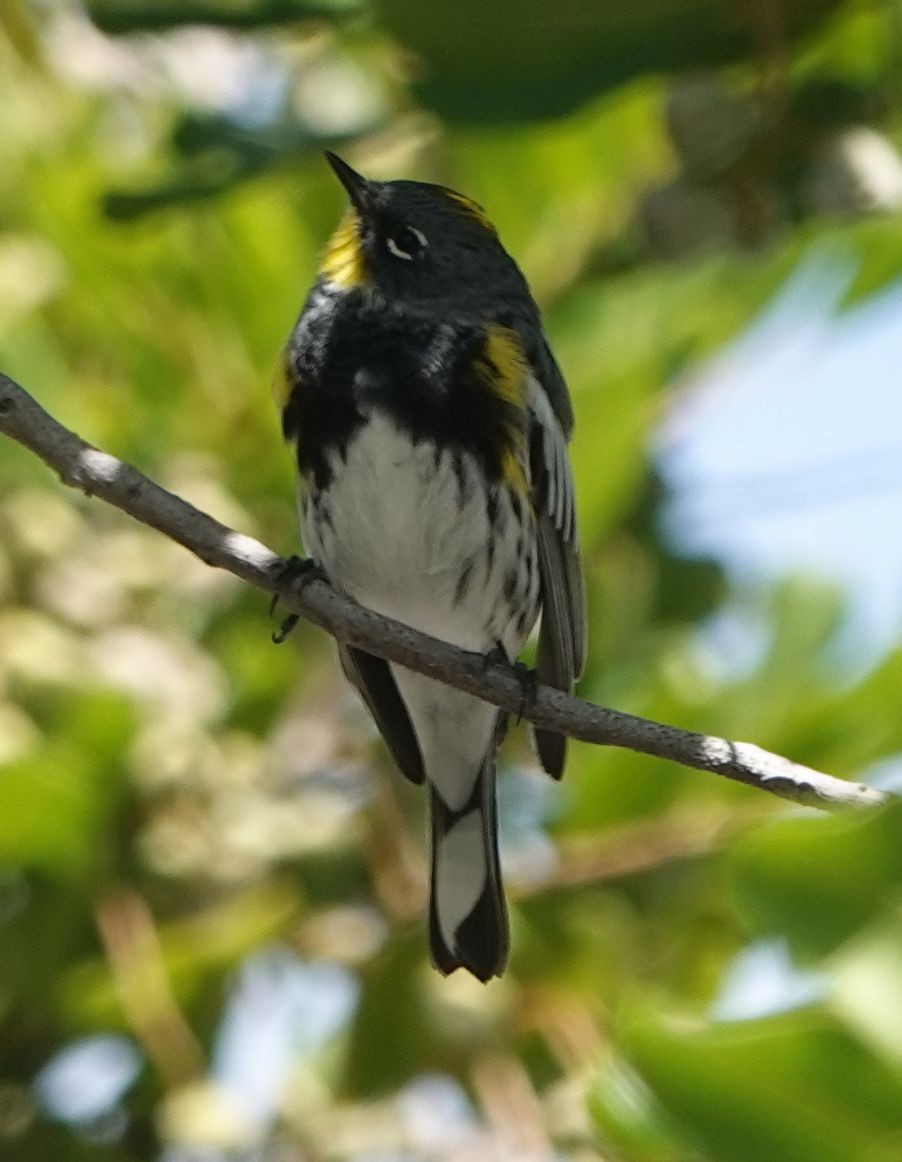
[276, 152, 586, 981]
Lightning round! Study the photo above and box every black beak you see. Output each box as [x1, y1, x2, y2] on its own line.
[324, 152, 370, 213]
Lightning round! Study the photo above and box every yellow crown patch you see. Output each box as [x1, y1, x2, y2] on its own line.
[443, 190, 497, 234]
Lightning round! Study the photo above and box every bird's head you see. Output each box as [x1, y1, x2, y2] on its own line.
[318, 152, 529, 313]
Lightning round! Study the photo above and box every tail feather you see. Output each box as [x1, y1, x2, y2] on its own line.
[428, 756, 508, 982]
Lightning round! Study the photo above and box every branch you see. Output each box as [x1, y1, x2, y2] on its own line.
[0, 372, 888, 813]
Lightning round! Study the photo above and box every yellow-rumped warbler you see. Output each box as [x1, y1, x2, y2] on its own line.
[276, 153, 586, 980]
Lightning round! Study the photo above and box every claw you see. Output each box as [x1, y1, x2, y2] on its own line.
[272, 614, 300, 645]
[483, 640, 509, 672]
[270, 555, 322, 644]
[482, 642, 537, 723]
[511, 660, 539, 724]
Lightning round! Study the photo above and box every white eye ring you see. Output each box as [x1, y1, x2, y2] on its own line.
[386, 226, 428, 261]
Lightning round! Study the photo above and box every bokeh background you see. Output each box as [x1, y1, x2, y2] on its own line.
[4, 1, 902, 1159]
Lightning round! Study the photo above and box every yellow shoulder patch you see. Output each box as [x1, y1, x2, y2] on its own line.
[444, 189, 497, 234]
[478, 325, 528, 407]
[477, 325, 529, 491]
[500, 446, 528, 493]
[321, 210, 367, 289]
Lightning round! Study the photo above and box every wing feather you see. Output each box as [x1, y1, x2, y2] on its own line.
[527, 373, 587, 778]
[338, 644, 425, 785]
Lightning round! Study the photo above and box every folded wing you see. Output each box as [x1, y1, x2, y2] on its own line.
[526, 349, 587, 777]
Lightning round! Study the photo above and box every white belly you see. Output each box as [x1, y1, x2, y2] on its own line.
[301, 410, 536, 655]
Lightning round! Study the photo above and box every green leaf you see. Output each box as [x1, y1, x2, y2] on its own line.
[0, 692, 133, 878]
[619, 1004, 902, 1162]
[378, 0, 847, 121]
[342, 932, 427, 1096]
[86, 0, 361, 34]
[728, 800, 902, 960]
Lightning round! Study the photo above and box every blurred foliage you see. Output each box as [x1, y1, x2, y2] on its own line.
[3, 0, 902, 1159]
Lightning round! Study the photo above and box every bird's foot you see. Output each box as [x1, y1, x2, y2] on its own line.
[483, 641, 538, 723]
[510, 660, 539, 724]
[270, 555, 323, 644]
[482, 640, 510, 672]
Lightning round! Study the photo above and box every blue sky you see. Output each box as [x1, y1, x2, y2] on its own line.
[657, 248, 902, 663]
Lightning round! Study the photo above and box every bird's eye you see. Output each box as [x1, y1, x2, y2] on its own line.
[385, 226, 428, 261]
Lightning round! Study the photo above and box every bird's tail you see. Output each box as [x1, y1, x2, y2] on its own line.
[428, 752, 508, 982]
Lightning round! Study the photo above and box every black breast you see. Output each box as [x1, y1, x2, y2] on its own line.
[282, 286, 525, 491]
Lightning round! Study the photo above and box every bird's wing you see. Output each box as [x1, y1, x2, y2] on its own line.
[526, 367, 587, 778]
[532, 332, 574, 437]
[338, 644, 425, 785]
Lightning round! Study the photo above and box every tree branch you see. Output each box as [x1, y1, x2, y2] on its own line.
[0, 371, 888, 812]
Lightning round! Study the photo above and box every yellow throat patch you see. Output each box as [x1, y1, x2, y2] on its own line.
[321, 210, 367, 289]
